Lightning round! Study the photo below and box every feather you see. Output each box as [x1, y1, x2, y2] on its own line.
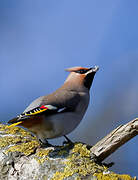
[8, 105, 58, 128]
[8, 121, 23, 128]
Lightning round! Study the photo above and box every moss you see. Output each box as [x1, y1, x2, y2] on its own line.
[0, 124, 31, 137]
[75, 177, 81, 180]
[35, 148, 53, 164]
[0, 136, 22, 147]
[72, 143, 90, 157]
[42, 175, 48, 180]
[0, 124, 39, 156]
[93, 172, 136, 180]
[0, 125, 136, 180]
[6, 140, 39, 156]
[52, 143, 106, 180]
[36, 148, 52, 157]
[52, 171, 65, 180]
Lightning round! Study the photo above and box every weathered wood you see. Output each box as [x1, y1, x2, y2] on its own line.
[90, 118, 138, 161]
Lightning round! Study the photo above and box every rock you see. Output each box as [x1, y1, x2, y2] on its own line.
[0, 124, 136, 180]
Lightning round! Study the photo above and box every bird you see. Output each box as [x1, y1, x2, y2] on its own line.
[8, 66, 99, 146]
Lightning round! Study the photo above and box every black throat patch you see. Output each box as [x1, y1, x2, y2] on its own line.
[84, 72, 96, 89]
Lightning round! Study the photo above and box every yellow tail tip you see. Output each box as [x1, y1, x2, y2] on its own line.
[8, 121, 22, 128]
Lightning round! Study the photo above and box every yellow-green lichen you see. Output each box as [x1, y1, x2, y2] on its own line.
[52, 171, 66, 180]
[36, 148, 52, 157]
[75, 177, 81, 180]
[0, 136, 22, 148]
[93, 172, 136, 180]
[35, 148, 53, 164]
[0, 124, 40, 156]
[6, 140, 39, 156]
[0, 125, 136, 180]
[0, 124, 33, 137]
[72, 143, 90, 157]
[52, 143, 106, 180]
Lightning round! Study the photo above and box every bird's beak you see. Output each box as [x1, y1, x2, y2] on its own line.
[92, 66, 99, 72]
[87, 66, 99, 74]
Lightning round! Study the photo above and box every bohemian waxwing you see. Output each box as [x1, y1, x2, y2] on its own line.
[8, 66, 99, 146]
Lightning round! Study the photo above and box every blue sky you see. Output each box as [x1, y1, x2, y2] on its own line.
[0, 0, 138, 176]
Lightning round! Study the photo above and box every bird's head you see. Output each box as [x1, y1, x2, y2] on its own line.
[64, 66, 99, 90]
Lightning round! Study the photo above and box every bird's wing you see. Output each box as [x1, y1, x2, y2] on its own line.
[8, 90, 81, 128]
[24, 88, 81, 113]
[8, 104, 66, 127]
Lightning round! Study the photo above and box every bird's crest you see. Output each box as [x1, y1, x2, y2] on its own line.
[65, 67, 90, 72]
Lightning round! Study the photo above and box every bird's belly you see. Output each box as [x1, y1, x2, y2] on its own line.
[29, 94, 89, 140]
[36, 112, 83, 139]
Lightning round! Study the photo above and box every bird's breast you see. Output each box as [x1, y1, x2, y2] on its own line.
[42, 92, 90, 138]
[75, 92, 90, 114]
[28, 92, 90, 139]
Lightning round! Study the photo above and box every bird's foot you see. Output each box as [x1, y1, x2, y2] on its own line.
[63, 135, 74, 146]
[39, 139, 54, 148]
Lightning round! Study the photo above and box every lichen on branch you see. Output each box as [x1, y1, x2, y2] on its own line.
[0, 119, 137, 180]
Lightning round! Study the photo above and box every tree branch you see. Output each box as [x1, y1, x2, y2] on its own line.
[90, 118, 138, 161]
[0, 118, 137, 179]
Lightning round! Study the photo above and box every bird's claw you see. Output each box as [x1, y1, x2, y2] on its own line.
[63, 135, 74, 146]
[39, 139, 54, 148]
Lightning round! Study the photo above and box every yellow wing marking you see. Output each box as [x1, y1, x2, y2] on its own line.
[8, 107, 48, 128]
[25, 108, 48, 116]
[8, 107, 49, 128]
[8, 121, 23, 128]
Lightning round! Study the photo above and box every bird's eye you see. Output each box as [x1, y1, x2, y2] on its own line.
[76, 69, 87, 74]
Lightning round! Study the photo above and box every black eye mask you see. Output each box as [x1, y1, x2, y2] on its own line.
[75, 69, 89, 74]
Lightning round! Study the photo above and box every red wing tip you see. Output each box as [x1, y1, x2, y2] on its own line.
[40, 105, 48, 109]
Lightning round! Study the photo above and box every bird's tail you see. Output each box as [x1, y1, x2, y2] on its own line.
[8, 117, 23, 128]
